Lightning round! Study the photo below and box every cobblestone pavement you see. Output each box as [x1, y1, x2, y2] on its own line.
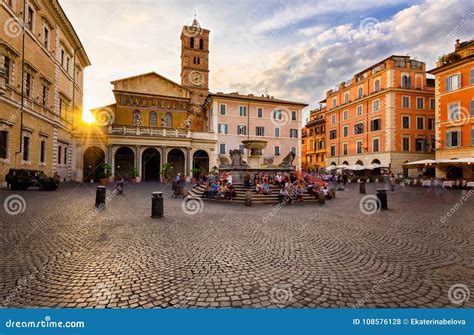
[0, 182, 473, 308]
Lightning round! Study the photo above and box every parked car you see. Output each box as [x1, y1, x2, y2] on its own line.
[5, 169, 60, 191]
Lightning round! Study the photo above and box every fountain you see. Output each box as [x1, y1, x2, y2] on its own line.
[217, 139, 296, 184]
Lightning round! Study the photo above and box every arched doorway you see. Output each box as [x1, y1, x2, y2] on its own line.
[83, 146, 105, 182]
[115, 147, 135, 180]
[356, 160, 364, 165]
[167, 149, 185, 177]
[142, 148, 161, 181]
[192, 150, 209, 178]
[371, 159, 381, 175]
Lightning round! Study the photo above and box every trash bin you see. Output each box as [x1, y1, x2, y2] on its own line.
[95, 186, 106, 208]
[151, 191, 164, 218]
[376, 189, 388, 210]
[359, 182, 366, 194]
[317, 191, 325, 205]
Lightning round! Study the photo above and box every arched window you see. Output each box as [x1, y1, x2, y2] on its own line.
[199, 39, 204, 50]
[190, 37, 195, 48]
[402, 75, 411, 89]
[165, 113, 172, 128]
[149, 112, 157, 127]
[133, 110, 142, 126]
[374, 79, 380, 92]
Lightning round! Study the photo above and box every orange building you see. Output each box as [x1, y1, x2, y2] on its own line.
[428, 39, 474, 180]
[325, 55, 435, 176]
[302, 106, 326, 171]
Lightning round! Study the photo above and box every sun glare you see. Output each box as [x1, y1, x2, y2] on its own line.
[82, 111, 96, 124]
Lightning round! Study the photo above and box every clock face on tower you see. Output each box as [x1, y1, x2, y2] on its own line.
[190, 71, 204, 86]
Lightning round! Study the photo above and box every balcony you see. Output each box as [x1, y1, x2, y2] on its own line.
[108, 125, 216, 141]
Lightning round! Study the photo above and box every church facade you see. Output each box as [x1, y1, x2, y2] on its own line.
[75, 19, 306, 182]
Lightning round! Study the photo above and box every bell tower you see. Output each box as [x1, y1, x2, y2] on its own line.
[180, 17, 210, 107]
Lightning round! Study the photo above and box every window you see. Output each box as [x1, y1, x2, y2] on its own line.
[402, 96, 410, 108]
[445, 74, 461, 92]
[274, 146, 280, 156]
[22, 136, 30, 161]
[356, 105, 363, 116]
[256, 126, 265, 136]
[330, 145, 336, 157]
[374, 79, 380, 92]
[448, 102, 460, 121]
[0, 131, 7, 159]
[40, 140, 46, 163]
[58, 145, 62, 165]
[274, 127, 280, 137]
[401, 74, 411, 89]
[190, 37, 195, 48]
[149, 112, 157, 127]
[402, 116, 410, 129]
[372, 138, 380, 152]
[371, 119, 381, 131]
[290, 146, 296, 154]
[239, 106, 247, 117]
[199, 39, 204, 50]
[358, 87, 363, 98]
[219, 104, 226, 115]
[218, 124, 228, 134]
[343, 110, 348, 121]
[237, 125, 247, 135]
[290, 129, 298, 138]
[446, 130, 461, 147]
[430, 98, 435, 110]
[471, 69, 474, 85]
[25, 72, 32, 98]
[41, 84, 48, 107]
[356, 141, 363, 154]
[416, 97, 424, 109]
[64, 146, 67, 165]
[332, 98, 337, 108]
[61, 49, 65, 67]
[372, 100, 380, 112]
[331, 114, 336, 124]
[344, 92, 349, 103]
[416, 117, 424, 130]
[4, 56, 11, 85]
[27, 6, 34, 31]
[43, 26, 50, 49]
[403, 137, 410, 151]
[329, 129, 337, 140]
[219, 143, 226, 154]
[343, 125, 348, 137]
[291, 110, 297, 121]
[471, 128, 474, 146]
[320, 140, 325, 149]
[415, 138, 425, 152]
[165, 113, 172, 127]
[428, 118, 435, 130]
[343, 143, 348, 156]
[257, 107, 263, 118]
[354, 123, 364, 135]
[273, 110, 282, 120]
[471, 99, 474, 116]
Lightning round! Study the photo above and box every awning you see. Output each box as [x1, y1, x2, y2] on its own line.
[402, 159, 437, 167]
[403, 158, 474, 168]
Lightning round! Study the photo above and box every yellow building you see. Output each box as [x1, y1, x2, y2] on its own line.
[76, 19, 216, 182]
[0, 0, 90, 184]
[302, 106, 326, 171]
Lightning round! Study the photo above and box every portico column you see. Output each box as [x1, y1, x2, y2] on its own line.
[108, 145, 113, 177]
[135, 145, 141, 177]
[162, 146, 167, 164]
[186, 148, 192, 179]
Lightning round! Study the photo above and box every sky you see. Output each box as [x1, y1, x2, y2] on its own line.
[60, 0, 474, 122]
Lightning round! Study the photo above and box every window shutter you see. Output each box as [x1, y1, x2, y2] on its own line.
[471, 128, 474, 146]
[471, 69, 474, 85]
[471, 100, 474, 116]
[457, 74, 462, 89]
[457, 130, 461, 147]
[446, 132, 451, 148]
[445, 77, 450, 92]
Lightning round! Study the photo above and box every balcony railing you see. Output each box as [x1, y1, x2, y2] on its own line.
[108, 125, 216, 141]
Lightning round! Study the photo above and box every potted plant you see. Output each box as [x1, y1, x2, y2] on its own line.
[161, 163, 173, 183]
[98, 162, 112, 185]
[129, 167, 140, 184]
[191, 167, 202, 182]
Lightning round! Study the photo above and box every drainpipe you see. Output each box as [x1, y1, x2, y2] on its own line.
[14, 0, 27, 166]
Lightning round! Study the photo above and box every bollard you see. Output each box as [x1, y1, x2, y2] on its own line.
[117, 180, 124, 194]
[376, 189, 388, 210]
[151, 191, 164, 218]
[95, 186, 106, 208]
[245, 191, 252, 207]
[359, 182, 366, 194]
[317, 191, 325, 205]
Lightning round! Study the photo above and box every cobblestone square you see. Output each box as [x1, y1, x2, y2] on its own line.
[1, 182, 473, 308]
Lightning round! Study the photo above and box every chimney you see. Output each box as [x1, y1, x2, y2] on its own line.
[455, 39, 461, 50]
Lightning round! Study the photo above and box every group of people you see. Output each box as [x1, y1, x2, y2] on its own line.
[202, 172, 237, 200]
